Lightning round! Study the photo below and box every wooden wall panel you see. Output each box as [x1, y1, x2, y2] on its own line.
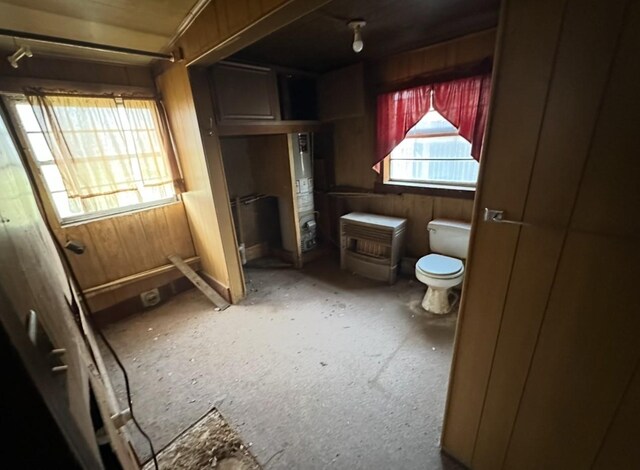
[156, 63, 242, 302]
[441, 0, 566, 463]
[175, 0, 330, 65]
[469, 0, 628, 467]
[0, 55, 155, 94]
[592, 362, 640, 469]
[372, 29, 496, 87]
[317, 63, 366, 121]
[187, 67, 246, 301]
[220, 137, 256, 198]
[176, 0, 289, 63]
[59, 202, 195, 288]
[443, 0, 640, 468]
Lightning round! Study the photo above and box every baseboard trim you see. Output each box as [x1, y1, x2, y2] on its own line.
[199, 271, 232, 304]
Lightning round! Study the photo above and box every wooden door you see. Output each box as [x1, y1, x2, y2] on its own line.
[442, 0, 640, 469]
[0, 106, 138, 469]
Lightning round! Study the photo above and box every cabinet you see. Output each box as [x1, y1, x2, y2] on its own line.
[211, 62, 280, 122]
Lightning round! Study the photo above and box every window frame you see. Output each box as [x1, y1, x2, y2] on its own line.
[3, 94, 178, 225]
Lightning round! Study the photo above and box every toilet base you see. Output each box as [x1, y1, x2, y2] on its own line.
[422, 286, 455, 315]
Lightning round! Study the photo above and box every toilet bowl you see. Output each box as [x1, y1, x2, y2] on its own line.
[415, 254, 464, 314]
[415, 219, 471, 314]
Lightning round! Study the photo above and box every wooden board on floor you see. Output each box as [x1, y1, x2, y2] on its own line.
[168, 255, 230, 310]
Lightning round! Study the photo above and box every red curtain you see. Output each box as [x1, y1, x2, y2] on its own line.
[432, 73, 492, 161]
[375, 84, 432, 169]
[374, 73, 492, 169]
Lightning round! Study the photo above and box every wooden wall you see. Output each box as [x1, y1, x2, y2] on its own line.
[220, 137, 256, 199]
[157, 63, 245, 302]
[0, 55, 155, 93]
[57, 203, 196, 312]
[221, 134, 301, 264]
[442, 0, 640, 468]
[176, 0, 330, 65]
[319, 30, 495, 255]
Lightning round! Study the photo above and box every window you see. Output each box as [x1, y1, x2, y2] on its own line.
[386, 106, 480, 188]
[8, 95, 178, 223]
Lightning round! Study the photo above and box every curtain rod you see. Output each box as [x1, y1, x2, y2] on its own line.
[0, 28, 174, 62]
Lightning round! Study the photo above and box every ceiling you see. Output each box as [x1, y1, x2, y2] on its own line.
[232, 0, 501, 73]
[0, 0, 200, 65]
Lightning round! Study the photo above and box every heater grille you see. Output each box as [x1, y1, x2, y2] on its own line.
[340, 213, 407, 284]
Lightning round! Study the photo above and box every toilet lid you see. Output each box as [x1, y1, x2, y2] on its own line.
[417, 254, 463, 278]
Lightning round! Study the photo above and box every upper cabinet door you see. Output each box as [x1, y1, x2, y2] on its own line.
[211, 62, 281, 122]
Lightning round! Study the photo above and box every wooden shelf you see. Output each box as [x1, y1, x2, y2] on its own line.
[217, 120, 328, 137]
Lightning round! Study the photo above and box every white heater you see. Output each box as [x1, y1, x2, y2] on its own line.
[340, 212, 407, 284]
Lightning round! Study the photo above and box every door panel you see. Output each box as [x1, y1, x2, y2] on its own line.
[0, 106, 137, 468]
[441, 0, 568, 462]
[443, 0, 640, 468]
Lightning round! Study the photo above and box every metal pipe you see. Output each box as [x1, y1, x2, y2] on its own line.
[0, 28, 174, 61]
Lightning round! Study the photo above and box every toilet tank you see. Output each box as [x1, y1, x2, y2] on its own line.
[428, 219, 472, 259]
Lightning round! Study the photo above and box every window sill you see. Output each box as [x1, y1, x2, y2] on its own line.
[374, 181, 475, 200]
[59, 197, 180, 227]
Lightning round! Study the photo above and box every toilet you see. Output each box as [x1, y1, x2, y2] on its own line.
[415, 219, 471, 314]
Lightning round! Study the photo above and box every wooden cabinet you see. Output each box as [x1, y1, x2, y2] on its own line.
[211, 62, 280, 123]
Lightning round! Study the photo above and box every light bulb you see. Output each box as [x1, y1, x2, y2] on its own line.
[348, 20, 366, 54]
[352, 30, 364, 53]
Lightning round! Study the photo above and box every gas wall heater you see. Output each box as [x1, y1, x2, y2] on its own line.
[340, 212, 407, 284]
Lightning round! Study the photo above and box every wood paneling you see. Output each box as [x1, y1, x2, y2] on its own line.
[156, 63, 243, 302]
[188, 66, 246, 301]
[58, 203, 195, 289]
[221, 138, 256, 199]
[0, 55, 155, 93]
[322, 31, 495, 256]
[443, 0, 640, 468]
[175, 0, 330, 65]
[256, 134, 301, 264]
[317, 63, 366, 121]
[372, 29, 497, 87]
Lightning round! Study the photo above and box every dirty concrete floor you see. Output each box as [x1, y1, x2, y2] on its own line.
[102, 255, 464, 470]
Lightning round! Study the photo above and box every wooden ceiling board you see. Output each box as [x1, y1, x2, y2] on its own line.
[0, 0, 200, 65]
[233, 0, 500, 72]
[0, 0, 198, 36]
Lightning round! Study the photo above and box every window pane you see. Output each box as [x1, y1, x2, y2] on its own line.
[27, 133, 54, 162]
[391, 135, 472, 160]
[15, 103, 41, 132]
[40, 164, 65, 192]
[390, 159, 479, 185]
[407, 108, 457, 135]
[51, 191, 83, 219]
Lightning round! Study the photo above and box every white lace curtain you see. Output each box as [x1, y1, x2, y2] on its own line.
[27, 94, 183, 213]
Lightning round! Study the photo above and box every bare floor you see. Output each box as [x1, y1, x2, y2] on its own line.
[103, 255, 463, 469]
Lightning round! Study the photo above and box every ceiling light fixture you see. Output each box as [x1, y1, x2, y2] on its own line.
[348, 20, 366, 53]
[7, 45, 32, 69]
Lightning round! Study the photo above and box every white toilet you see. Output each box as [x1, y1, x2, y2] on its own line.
[415, 219, 471, 314]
